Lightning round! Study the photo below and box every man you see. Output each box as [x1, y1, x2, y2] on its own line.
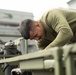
[19, 8, 76, 50]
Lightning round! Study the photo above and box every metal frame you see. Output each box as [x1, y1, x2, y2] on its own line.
[0, 47, 63, 75]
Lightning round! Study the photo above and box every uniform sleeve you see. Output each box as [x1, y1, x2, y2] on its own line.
[45, 10, 73, 50]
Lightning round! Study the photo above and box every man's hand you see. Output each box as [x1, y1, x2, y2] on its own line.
[11, 68, 21, 75]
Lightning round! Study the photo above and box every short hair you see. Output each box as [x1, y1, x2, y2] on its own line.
[19, 19, 33, 39]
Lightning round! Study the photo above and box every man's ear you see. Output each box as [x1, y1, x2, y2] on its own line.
[34, 22, 40, 28]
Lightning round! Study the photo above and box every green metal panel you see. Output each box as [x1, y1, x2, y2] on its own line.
[20, 58, 44, 70]
[53, 47, 64, 75]
[2, 44, 76, 75]
[0, 47, 63, 75]
[63, 44, 76, 75]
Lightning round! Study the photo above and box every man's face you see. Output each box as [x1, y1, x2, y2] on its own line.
[29, 22, 45, 41]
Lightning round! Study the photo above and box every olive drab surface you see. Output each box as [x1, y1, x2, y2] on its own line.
[0, 43, 76, 75]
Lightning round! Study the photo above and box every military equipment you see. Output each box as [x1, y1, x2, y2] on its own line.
[0, 43, 76, 75]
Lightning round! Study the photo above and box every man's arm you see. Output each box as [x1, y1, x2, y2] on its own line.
[45, 10, 73, 49]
